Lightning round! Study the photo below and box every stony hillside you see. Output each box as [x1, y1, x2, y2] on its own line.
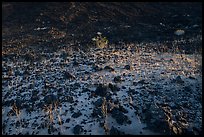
[2, 2, 202, 50]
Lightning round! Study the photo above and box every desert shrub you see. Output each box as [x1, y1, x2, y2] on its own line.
[92, 32, 108, 49]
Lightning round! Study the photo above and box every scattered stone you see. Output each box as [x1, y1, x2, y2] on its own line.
[82, 88, 91, 93]
[188, 76, 196, 79]
[132, 81, 137, 86]
[15, 121, 20, 128]
[60, 51, 68, 59]
[73, 125, 83, 135]
[104, 66, 114, 72]
[91, 107, 103, 118]
[64, 72, 76, 80]
[31, 94, 39, 102]
[57, 88, 63, 96]
[84, 71, 90, 74]
[43, 94, 58, 105]
[94, 84, 108, 97]
[111, 108, 130, 125]
[93, 64, 102, 71]
[73, 60, 79, 66]
[24, 70, 30, 75]
[15, 70, 23, 76]
[66, 96, 74, 103]
[13, 98, 23, 109]
[122, 86, 126, 89]
[72, 111, 82, 118]
[137, 79, 148, 85]
[70, 106, 74, 112]
[124, 65, 132, 70]
[106, 94, 112, 100]
[109, 83, 120, 92]
[183, 85, 192, 93]
[114, 76, 122, 83]
[173, 76, 184, 84]
[3, 99, 13, 107]
[168, 102, 178, 109]
[65, 118, 70, 123]
[118, 105, 128, 113]
[23, 54, 34, 62]
[110, 126, 125, 135]
[2, 75, 12, 81]
[127, 88, 135, 94]
[94, 98, 103, 107]
[73, 82, 81, 89]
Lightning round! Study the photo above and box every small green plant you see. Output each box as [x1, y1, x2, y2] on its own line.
[92, 32, 108, 49]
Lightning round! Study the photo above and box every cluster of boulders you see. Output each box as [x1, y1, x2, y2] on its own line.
[2, 42, 202, 135]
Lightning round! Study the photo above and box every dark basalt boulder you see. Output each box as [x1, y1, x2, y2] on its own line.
[109, 83, 120, 92]
[73, 125, 84, 135]
[93, 64, 102, 72]
[72, 111, 82, 118]
[94, 98, 103, 107]
[64, 72, 76, 80]
[104, 66, 114, 72]
[173, 76, 184, 84]
[124, 64, 132, 70]
[43, 94, 58, 105]
[137, 79, 149, 85]
[91, 107, 103, 118]
[111, 108, 131, 125]
[110, 126, 125, 135]
[114, 76, 122, 83]
[94, 84, 108, 97]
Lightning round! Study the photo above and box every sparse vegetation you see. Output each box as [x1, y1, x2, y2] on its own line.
[2, 2, 202, 135]
[92, 32, 108, 49]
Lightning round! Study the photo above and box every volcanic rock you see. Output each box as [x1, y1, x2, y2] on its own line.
[109, 83, 120, 92]
[65, 96, 74, 103]
[173, 76, 184, 84]
[124, 64, 132, 70]
[43, 94, 58, 105]
[111, 108, 130, 125]
[110, 126, 125, 135]
[94, 98, 103, 107]
[114, 76, 122, 83]
[73, 125, 84, 135]
[72, 111, 82, 118]
[94, 84, 108, 97]
[64, 72, 76, 80]
[137, 79, 149, 85]
[104, 66, 114, 72]
[93, 64, 102, 71]
[91, 107, 103, 118]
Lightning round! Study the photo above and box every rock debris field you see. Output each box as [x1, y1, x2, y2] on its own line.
[2, 42, 202, 135]
[2, 2, 202, 135]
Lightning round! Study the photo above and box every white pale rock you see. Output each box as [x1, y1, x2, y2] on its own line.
[174, 29, 185, 36]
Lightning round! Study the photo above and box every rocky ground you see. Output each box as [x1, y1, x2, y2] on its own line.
[2, 2, 202, 135]
[2, 43, 202, 135]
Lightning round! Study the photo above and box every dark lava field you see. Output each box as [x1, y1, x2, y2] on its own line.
[2, 2, 202, 135]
